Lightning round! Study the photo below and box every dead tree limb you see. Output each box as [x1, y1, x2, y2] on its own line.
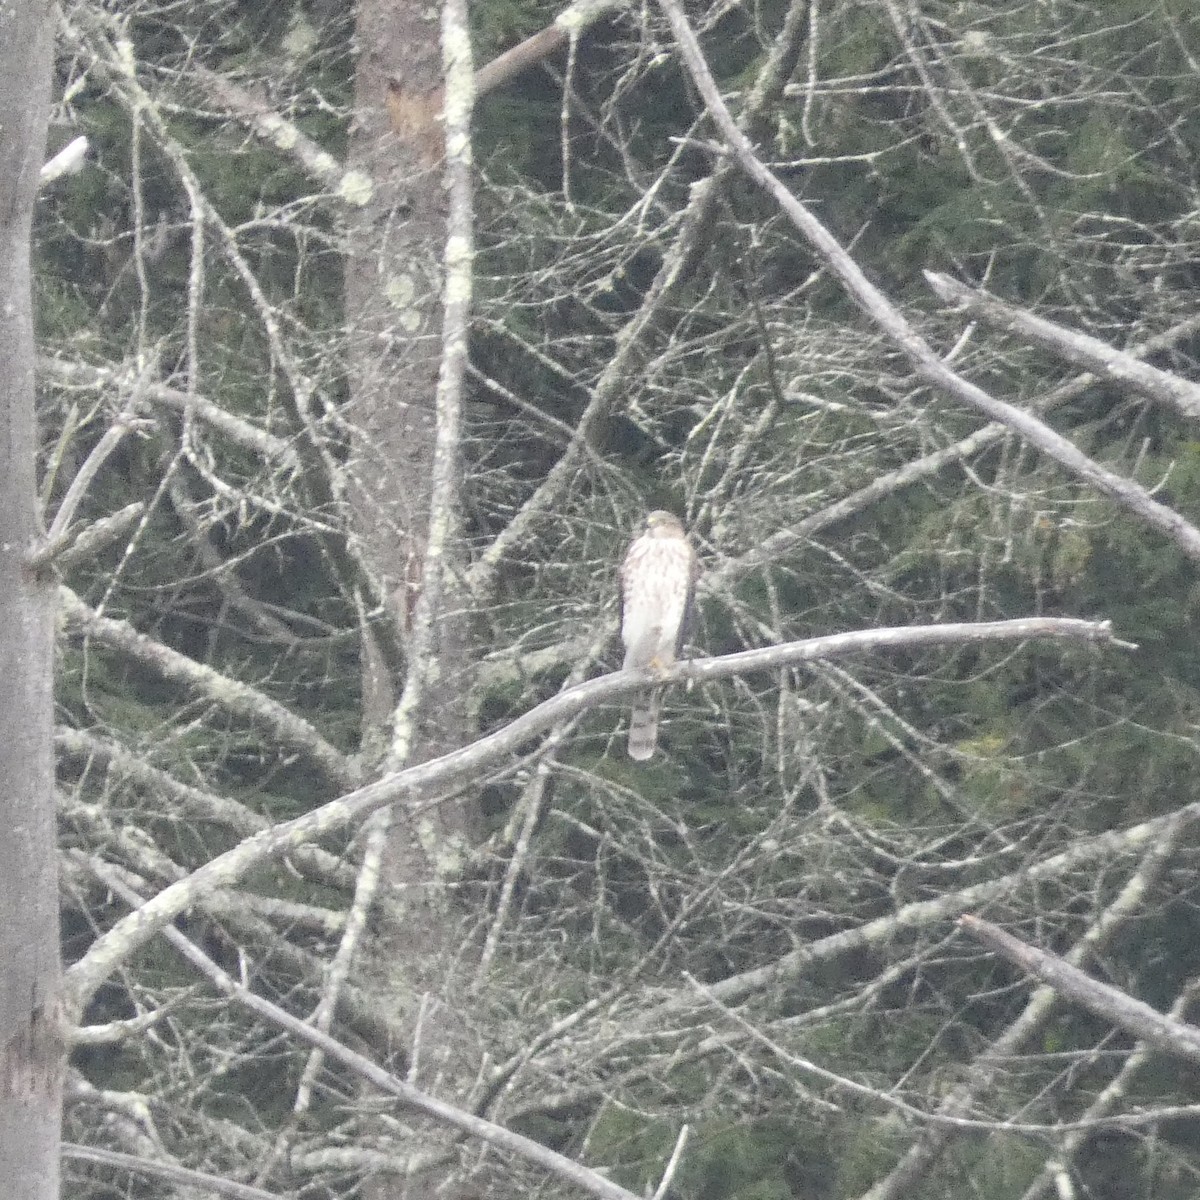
[925, 271, 1200, 422]
[655, 0, 1200, 565]
[64, 616, 1115, 1015]
[959, 914, 1200, 1068]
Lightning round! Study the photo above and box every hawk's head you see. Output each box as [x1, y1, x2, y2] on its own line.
[642, 510, 685, 537]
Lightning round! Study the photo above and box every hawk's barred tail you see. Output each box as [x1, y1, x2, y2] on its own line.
[628, 689, 661, 760]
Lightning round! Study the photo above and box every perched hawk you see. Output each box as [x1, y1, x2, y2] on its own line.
[619, 511, 698, 760]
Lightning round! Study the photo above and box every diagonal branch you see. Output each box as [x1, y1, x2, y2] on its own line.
[654, 0, 1200, 564]
[701, 306, 1200, 590]
[63, 616, 1113, 1015]
[924, 271, 1200, 422]
[468, 0, 813, 599]
[58, 586, 354, 791]
[56, 726, 353, 888]
[475, 0, 624, 97]
[513, 799, 1200, 1125]
[39, 136, 88, 185]
[86, 861, 645, 1200]
[959, 914, 1200, 1068]
[1017, 978, 1200, 1200]
[853, 801, 1194, 1200]
[192, 66, 348, 193]
[40, 417, 144, 553]
[40, 358, 300, 468]
[62, 1144, 281, 1200]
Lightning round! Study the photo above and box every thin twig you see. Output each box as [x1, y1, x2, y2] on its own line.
[650, 1124, 689, 1200]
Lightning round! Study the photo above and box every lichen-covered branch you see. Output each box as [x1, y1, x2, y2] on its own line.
[58, 586, 354, 791]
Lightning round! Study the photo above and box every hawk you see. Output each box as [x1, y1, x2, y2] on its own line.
[619, 511, 698, 760]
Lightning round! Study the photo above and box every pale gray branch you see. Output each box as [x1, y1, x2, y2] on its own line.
[192, 65, 346, 192]
[63, 616, 1114, 1014]
[475, 0, 625, 97]
[58, 586, 355, 791]
[91, 864, 645, 1200]
[62, 1144, 281, 1200]
[39, 358, 299, 468]
[39, 136, 88, 184]
[924, 271, 1200, 422]
[41, 416, 144, 551]
[655, 0, 1200, 564]
[56, 726, 352, 888]
[960, 914, 1200, 1068]
[38, 502, 145, 574]
[721, 307, 1200, 581]
[1018, 979, 1200, 1200]
[855, 801, 1195, 1200]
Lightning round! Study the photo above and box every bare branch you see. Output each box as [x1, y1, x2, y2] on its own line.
[650, 1125, 689, 1200]
[191, 66, 348, 195]
[475, 0, 625, 98]
[694, 792, 1180, 1012]
[39, 136, 87, 185]
[518, 803, 1200, 1125]
[58, 586, 355, 791]
[925, 271, 1200, 422]
[90, 863, 645, 1200]
[655, 0, 1200, 564]
[39, 358, 299, 468]
[56, 726, 351, 888]
[855, 798, 1194, 1200]
[1018, 979, 1200, 1200]
[959, 914, 1200, 1069]
[63, 616, 1115, 1015]
[724, 307, 1200, 580]
[42, 502, 145, 574]
[40, 415, 145, 553]
[62, 1144, 282, 1200]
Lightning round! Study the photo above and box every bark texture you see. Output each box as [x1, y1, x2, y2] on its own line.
[0, 3, 64, 1197]
[347, 2, 479, 1195]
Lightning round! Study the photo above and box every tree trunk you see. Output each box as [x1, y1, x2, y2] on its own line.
[346, 0, 446, 698]
[0, 3, 64, 1198]
[347, 1, 480, 1194]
